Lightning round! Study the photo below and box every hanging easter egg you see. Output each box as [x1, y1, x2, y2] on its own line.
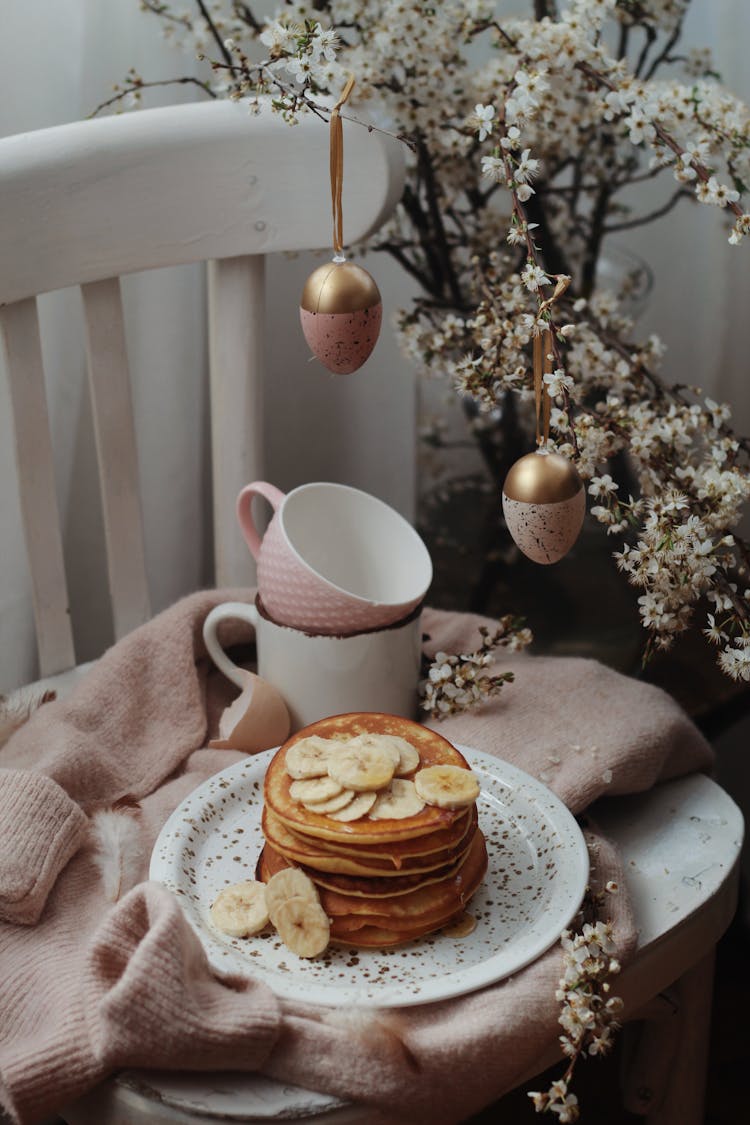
[502, 450, 585, 565]
[300, 257, 382, 375]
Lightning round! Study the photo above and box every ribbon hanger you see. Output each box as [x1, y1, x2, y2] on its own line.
[534, 327, 553, 449]
[330, 74, 356, 257]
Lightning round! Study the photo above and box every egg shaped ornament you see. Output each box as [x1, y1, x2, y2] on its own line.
[300, 256, 382, 375]
[502, 450, 585, 565]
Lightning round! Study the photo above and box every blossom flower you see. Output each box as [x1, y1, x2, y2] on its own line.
[530, 884, 622, 1120]
[473, 102, 495, 141]
[515, 148, 541, 183]
[419, 620, 532, 718]
[501, 125, 521, 150]
[696, 176, 741, 207]
[260, 19, 294, 55]
[718, 639, 750, 682]
[124, 0, 750, 760]
[311, 27, 338, 63]
[521, 263, 550, 292]
[544, 369, 575, 397]
[588, 474, 618, 498]
[481, 154, 504, 180]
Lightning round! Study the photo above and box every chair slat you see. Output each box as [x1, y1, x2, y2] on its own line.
[0, 298, 76, 675]
[208, 256, 265, 588]
[81, 278, 150, 638]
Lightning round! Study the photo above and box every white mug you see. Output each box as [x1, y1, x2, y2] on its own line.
[203, 597, 422, 731]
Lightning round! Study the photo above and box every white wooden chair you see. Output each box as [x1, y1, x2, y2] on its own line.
[0, 97, 403, 693]
[0, 102, 743, 1125]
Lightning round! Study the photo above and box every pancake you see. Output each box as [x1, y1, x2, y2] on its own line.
[258, 830, 487, 926]
[330, 904, 465, 937]
[264, 712, 472, 844]
[329, 912, 466, 948]
[254, 712, 487, 951]
[262, 806, 478, 876]
[285, 804, 478, 863]
[259, 828, 477, 898]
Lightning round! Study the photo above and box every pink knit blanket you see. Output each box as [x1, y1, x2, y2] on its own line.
[0, 590, 713, 1125]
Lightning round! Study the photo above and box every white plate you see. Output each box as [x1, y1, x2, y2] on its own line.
[150, 745, 588, 1008]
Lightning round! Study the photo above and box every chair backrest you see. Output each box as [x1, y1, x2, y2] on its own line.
[0, 99, 404, 680]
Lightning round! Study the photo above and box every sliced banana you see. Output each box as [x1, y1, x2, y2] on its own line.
[327, 739, 396, 792]
[301, 788, 356, 814]
[368, 778, 425, 820]
[289, 775, 344, 803]
[345, 732, 421, 777]
[285, 736, 338, 779]
[388, 737, 421, 777]
[344, 732, 399, 766]
[326, 790, 378, 821]
[273, 895, 330, 958]
[210, 881, 269, 937]
[414, 764, 480, 809]
[265, 866, 319, 926]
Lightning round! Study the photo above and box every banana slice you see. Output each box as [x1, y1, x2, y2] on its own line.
[388, 737, 421, 777]
[285, 736, 338, 779]
[343, 732, 399, 766]
[265, 866, 319, 927]
[326, 790, 378, 821]
[210, 881, 269, 937]
[327, 739, 396, 792]
[414, 764, 481, 809]
[345, 733, 421, 777]
[301, 788, 356, 814]
[289, 776, 344, 803]
[369, 778, 425, 820]
[273, 895, 330, 958]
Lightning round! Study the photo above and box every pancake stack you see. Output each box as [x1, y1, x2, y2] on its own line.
[258, 712, 487, 948]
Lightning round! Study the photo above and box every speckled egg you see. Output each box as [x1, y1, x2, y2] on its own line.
[502, 450, 585, 565]
[208, 671, 290, 754]
[300, 259, 382, 375]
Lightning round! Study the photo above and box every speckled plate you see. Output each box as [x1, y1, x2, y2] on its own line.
[150, 745, 588, 1008]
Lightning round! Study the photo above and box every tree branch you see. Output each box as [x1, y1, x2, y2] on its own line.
[604, 185, 692, 233]
[232, 2, 261, 33]
[575, 59, 746, 222]
[90, 75, 216, 116]
[195, 0, 234, 66]
[376, 241, 437, 296]
[633, 23, 657, 79]
[416, 140, 465, 307]
[643, 17, 687, 81]
[140, 1, 192, 29]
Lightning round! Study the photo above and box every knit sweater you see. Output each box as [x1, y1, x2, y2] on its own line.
[0, 590, 713, 1125]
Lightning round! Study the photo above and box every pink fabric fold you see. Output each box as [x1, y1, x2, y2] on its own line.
[0, 589, 714, 1125]
[87, 881, 281, 1072]
[0, 770, 88, 925]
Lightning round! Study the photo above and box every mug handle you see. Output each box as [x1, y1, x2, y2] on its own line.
[236, 481, 285, 559]
[203, 601, 259, 690]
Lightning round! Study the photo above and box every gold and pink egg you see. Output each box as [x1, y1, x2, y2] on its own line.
[300, 259, 382, 375]
[502, 450, 585, 565]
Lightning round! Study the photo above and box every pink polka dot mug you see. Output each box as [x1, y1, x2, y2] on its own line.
[236, 480, 433, 634]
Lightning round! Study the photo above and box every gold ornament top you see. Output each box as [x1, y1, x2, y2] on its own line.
[503, 450, 583, 505]
[300, 260, 381, 314]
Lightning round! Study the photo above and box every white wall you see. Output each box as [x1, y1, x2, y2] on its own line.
[621, 3, 750, 439]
